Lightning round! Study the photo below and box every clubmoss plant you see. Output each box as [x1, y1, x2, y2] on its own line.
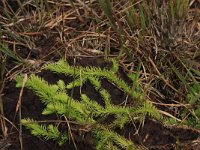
[16, 59, 161, 149]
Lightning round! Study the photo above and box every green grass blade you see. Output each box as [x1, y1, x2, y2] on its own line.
[0, 43, 24, 63]
[139, 4, 146, 30]
[98, 0, 116, 29]
[170, 62, 187, 85]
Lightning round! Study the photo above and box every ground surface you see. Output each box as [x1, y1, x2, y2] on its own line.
[0, 0, 200, 150]
[1, 57, 200, 150]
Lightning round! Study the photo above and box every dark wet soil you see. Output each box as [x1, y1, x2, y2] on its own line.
[1, 57, 200, 150]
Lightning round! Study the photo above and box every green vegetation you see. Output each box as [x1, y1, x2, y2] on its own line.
[0, 0, 199, 149]
[16, 59, 161, 149]
[182, 82, 200, 128]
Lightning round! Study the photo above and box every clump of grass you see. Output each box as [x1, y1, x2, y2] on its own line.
[107, 0, 199, 126]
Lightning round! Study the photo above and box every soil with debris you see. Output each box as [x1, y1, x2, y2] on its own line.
[1, 57, 200, 150]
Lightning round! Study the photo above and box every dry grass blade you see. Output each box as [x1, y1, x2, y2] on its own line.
[15, 74, 27, 150]
[0, 57, 7, 138]
[0, 138, 11, 150]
